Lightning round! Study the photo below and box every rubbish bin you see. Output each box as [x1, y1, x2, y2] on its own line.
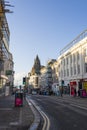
[15, 91, 23, 107]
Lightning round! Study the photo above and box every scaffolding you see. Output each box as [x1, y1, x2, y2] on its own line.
[0, 0, 13, 70]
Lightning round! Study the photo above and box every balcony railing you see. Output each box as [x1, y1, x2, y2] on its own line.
[60, 29, 87, 55]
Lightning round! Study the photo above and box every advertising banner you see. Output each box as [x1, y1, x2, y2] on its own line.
[83, 81, 87, 92]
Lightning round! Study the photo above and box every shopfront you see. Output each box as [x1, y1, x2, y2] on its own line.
[81, 80, 87, 97]
[0, 75, 8, 95]
[70, 81, 77, 96]
[83, 81, 87, 92]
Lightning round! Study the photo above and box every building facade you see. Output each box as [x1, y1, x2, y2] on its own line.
[0, 0, 14, 95]
[28, 30, 87, 96]
[28, 55, 41, 92]
[58, 30, 87, 95]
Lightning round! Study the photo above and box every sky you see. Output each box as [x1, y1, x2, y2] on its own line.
[6, 0, 87, 85]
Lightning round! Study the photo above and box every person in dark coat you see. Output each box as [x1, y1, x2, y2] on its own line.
[60, 87, 63, 97]
[78, 89, 80, 96]
[74, 88, 76, 97]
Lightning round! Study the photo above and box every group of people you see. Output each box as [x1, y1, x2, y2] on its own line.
[60, 87, 80, 97]
[74, 88, 80, 97]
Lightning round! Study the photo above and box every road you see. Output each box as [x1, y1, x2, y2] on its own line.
[28, 94, 87, 130]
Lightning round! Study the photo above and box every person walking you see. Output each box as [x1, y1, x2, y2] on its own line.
[78, 89, 80, 96]
[74, 88, 76, 97]
[60, 87, 63, 97]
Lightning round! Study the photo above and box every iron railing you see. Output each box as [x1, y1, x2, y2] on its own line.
[60, 29, 87, 55]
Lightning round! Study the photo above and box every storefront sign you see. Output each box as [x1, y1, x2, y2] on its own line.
[70, 81, 77, 86]
[83, 81, 87, 92]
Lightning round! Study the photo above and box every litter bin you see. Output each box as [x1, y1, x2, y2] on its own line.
[15, 91, 23, 107]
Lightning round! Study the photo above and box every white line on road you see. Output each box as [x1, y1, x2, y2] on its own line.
[70, 103, 87, 110]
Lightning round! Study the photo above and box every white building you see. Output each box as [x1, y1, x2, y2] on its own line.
[58, 30, 87, 95]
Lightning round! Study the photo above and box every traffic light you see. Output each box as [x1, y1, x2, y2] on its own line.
[23, 77, 26, 84]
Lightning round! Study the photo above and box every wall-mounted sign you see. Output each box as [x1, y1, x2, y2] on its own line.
[6, 70, 12, 75]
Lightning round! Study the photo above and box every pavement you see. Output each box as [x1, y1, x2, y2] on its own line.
[0, 94, 35, 130]
[0, 93, 87, 130]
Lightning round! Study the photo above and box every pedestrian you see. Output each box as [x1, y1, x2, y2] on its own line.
[74, 88, 76, 97]
[78, 89, 80, 96]
[60, 87, 63, 97]
[23, 89, 26, 100]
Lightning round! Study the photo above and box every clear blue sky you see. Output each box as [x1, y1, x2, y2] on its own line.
[7, 0, 87, 84]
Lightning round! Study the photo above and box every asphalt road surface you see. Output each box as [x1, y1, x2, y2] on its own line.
[29, 95, 87, 130]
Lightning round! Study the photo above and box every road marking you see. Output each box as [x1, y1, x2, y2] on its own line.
[30, 99, 50, 130]
[70, 103, 87, 110]
[10, 122, 19, 126]
[26, 98, 40, 130]
[41, 111, 50, 130]
[29, 102, 32, 105]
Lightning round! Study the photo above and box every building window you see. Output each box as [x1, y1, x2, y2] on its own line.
[77, 52, 79, 61]
[53, 68, 55, 73]
[84, 48, 87, 56]
[71, 67, 73, 76]
[70, 55, 72, 63]
[73, 54, 76, 62]
[77, 64, 80, 74]
[84, 48, 87, 73]
[64, 59, 65, 66]
[59, 72, 60, 77]
[58, 64, 60, 68]
[61, 70, 63, 77]
[61, 61, 62, 65]
[67, 69, 69, 76]
[74, 65, 76, 75]
[56, 67, 58, 72]
[66, 57, 68, 65]
[84, 63, 87, 73]
[64, 69, 66, 77]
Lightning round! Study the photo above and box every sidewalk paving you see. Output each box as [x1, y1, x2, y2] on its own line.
[0, 95, 34, 130]
[1, 94, 87, 130]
